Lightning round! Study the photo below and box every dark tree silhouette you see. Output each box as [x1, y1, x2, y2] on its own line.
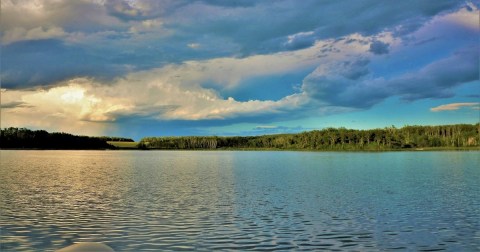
[0, 128, 114, 149]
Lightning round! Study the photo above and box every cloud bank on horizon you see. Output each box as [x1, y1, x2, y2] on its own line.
[1, 0, 479, 138]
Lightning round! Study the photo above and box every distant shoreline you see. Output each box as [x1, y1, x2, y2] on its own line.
[2, 124, 479, 151]
[2, 146, 479, 152]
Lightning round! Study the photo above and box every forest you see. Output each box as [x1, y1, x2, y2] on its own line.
[139, 124, 480, 150]
[0, 128, 114, 149]
[1, 124, 478, 150]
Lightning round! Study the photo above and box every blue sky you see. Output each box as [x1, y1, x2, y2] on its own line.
[1, 0, 479, 139]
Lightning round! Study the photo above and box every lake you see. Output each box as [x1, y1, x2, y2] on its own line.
[1, 150, 479, 251]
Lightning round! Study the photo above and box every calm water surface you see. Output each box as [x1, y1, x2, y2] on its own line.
[1, 150, 479, 251]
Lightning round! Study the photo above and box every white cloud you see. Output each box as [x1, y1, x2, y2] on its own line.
[443, 3, 479, 30]
[255, 125, 278, 129]
[0, 0, 123, 44]
[187, 43, 201, 49]
[2, 26, 66, 44]
[1, 2, 476, 136]
[1, 27, 377, 134]
[0, 72, 307, 135]
[128, 18, 165, 34]
[430, 102, 480, 112]
[0, 82, 111, 135]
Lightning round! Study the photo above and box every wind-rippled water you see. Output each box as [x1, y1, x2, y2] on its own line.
[1, 150, 479, 251]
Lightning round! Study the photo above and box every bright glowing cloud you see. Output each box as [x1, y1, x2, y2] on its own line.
[1, 0, 478, 137]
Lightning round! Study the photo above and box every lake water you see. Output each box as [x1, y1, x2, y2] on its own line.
[1, 150, 479, 251]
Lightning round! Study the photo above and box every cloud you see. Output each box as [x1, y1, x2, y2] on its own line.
[1, 26, 66, 45]
[1, 34, 371, 134]
[0, 72, 306, 127]
[187, 43, 201, 49]
[0, 0, 465, 87]
[1, 39, 130, 88]
[105, 0, 142, 20]
[0, 0, 122, 34]
[198, 0, 258, 8]
[302, 58, 377, 108]
[283, 31, 316, 50]
[302, 45, 478, 108]
[255, 125, 278, 129]
[0, 101, 33, 109]
[391, 47, 478, 100]
[173, 0, 462, 57]
[430, 102, 480, 112]
[1, 0, 478, 137]
[369, 40, 389, 55]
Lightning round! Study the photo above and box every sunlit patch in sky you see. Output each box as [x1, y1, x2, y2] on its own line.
[61, 89, 85, 104]
[1, 0, 478, 138]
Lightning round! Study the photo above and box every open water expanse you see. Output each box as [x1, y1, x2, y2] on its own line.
[1, 150, 479, 251]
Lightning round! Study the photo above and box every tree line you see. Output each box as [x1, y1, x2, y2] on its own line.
[97, 136, 135, 142]
[139, 124, 480, 150]
[2, 124, 478, 150]
[0, 128, 114, 149]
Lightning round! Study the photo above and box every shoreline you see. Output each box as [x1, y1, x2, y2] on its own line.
[2, 146, 479, 152]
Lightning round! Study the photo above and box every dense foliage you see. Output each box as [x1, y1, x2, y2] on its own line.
[97, 136, 135, 142]
[139, 124, 480, 150]
[0, 128, 114, 149]
[2, 124, 478, 150]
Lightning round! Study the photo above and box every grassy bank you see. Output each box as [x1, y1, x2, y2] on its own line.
[107, 141, 139, 149]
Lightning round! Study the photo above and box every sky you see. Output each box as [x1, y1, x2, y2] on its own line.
[1, 0, 479, 140]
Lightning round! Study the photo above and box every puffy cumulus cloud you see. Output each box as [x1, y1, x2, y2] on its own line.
[167, 0, 462, 56]
[430, 102, 480, 112]
[107, 36, 368, 92]
[399, 3, 479, 49]
[85, 70, 309, 121]
[2, 28, 370, 88]
[1, 80, 126, 122]
[442, 2, 479, 30]
[1, 1, 478, 137]
[0, 68, 308, 135]
[302, 46, 478, 108]
[0, 83, 110, 135]
[389, 47, 478, 101]
[301, 4, 478, 108]
[302, 58, 382, 108]
[0, 0, 468, 88]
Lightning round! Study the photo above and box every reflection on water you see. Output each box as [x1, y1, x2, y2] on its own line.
[1, 150, 479, 251]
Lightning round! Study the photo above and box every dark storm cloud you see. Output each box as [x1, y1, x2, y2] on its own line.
[1, 0, 463, 88]
[1, 39, 127, 88]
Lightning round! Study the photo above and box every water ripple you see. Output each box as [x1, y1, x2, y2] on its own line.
[1, 150, 479, 251]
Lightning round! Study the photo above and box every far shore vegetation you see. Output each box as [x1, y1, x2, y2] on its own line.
[1, 124, 479, 151]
